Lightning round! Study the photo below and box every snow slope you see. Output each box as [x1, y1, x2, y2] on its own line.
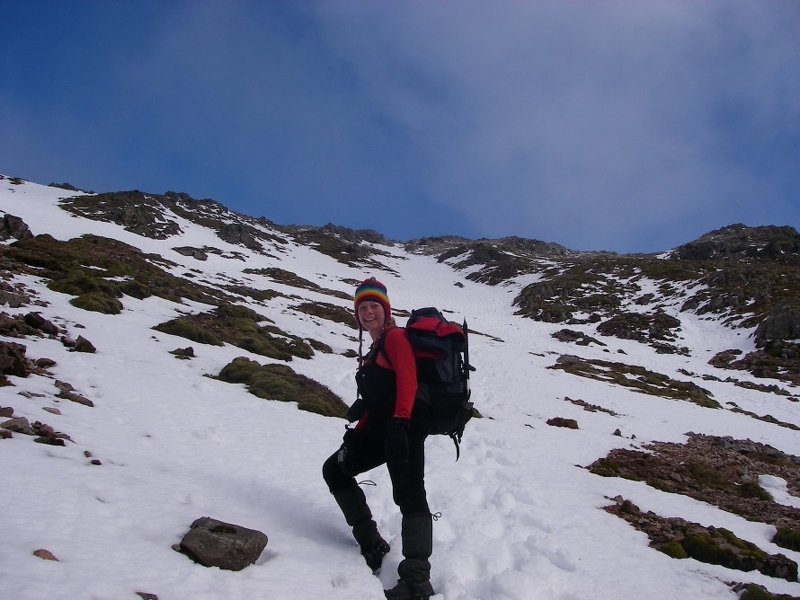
[1, 177, 799, 599]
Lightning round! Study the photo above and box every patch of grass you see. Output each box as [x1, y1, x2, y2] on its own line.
[48, 271, 121, 297]
[153, 304, 315, 361]
[294, 301, 357, 328]
[683, 460, 730, 487]
[589, 458, 620, 478]
[3, 233, 227, 313]
[605, 497, 799, 583]
[655, 541, 688, 559]
[739, 480, 774, 501]
[682, 527, 765, 567]
[308, 338, 333, 354]
[218, 357, 348, 417]
[551, 355, 720, 408]
[736, 584, 799, 600]
[154, 318, 223, 346]
[245, 267, 351, 300]
[70, 291, 123, 314]
[774, 527, 800, 552]
[47, 271, 125, 314]
[224, 284, 281, 303]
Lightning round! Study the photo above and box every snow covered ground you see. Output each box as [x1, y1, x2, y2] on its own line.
[1, 177, 799, 599]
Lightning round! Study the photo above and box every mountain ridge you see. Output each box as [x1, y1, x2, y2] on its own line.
[1, 173, 800, 599]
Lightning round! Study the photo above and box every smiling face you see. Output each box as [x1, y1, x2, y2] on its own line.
[357, 300, 386, 339]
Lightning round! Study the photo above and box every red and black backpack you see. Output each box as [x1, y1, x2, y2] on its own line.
[381, 307, 476, 459]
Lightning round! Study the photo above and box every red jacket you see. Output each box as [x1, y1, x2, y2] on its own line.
[363, 325, 418, 421]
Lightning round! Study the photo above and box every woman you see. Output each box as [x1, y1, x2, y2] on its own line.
[322, 277, 435, 600]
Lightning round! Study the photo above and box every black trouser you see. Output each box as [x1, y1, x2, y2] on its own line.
[323, 427, 429, 515]
[323, 426, 432, 582]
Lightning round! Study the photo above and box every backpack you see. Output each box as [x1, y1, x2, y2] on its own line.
[381, 307, 475, 459]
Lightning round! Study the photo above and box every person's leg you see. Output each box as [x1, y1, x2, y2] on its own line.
[384, 430, 434, 599]
[323, 431, 390, 572]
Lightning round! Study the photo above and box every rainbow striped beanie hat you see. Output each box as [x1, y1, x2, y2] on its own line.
[354, 277, 391, 321]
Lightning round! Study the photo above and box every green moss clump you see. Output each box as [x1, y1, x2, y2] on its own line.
[153, 304, 315, 360]
[737, 583, 797, 600]
[738, 480, 773, 501]
[682, 528, 766, 571]
[153, 319, 223, 346]
[685, 461, 728, 487]
[308, 338, 333, 354]
[49, 272, 121, 297]
[739, 587, 773, 600]
[774, 527, 800, 552]
[218, 357, 348, 418]
[589, 458, 620, 477]
[655, 542, 688, 559]
[70, 292, 123, 314]
[46, 271, 125, 314]
[214, 303, 261, 321]
[118, 279, 152, 300]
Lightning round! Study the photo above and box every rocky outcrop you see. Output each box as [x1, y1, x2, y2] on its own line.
[173, 246, 211, 261]
[673, 224, 800, 264]
[320, 222, 388, 245]
[589, 434, 800, 540]
[755, 301, 800, 346]
[0, 214, 33, 241]
[217, 223, 263, 252]
[606, 497, 797, 582]
[60, 191, 184, 239]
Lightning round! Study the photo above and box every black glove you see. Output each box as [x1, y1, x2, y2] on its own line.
[346, 397, 366, 423]
[385, 418, 410, 465]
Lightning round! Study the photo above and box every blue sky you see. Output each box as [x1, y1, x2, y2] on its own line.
[2, 1, 798, 253]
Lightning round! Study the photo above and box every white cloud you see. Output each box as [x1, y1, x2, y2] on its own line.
[1, 1, 797, 251]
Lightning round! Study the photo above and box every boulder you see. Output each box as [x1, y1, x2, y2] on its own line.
[1, 416, 35, 435]
[0, 340, 30, 377]
[74, 336, 97, 353]
[24, 312, 60, 336]
[0, 214, 33, 241]
[55, 380, 94, 407]
[179, 517, 268, 571]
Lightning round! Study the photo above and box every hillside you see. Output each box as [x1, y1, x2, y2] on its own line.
[1, 174, 799, 600]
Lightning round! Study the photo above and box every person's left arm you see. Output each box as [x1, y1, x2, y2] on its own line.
[381, 327, 417, 420]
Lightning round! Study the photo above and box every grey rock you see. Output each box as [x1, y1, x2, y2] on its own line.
[179, 517, 268, 571]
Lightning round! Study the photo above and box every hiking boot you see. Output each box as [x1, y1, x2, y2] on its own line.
[383, 579, 435, 600]
[352, 516, 390, 572]
[332, 486, 389, 571]
[360, 534, 390, 573]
